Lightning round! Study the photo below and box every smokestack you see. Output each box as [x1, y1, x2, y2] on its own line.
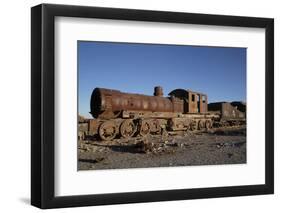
[154, 86, 163, 97]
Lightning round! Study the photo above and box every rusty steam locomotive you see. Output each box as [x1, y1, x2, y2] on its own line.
[79, 86, 246, 141]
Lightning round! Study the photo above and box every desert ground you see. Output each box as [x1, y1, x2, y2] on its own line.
[78, 126, 246, 170]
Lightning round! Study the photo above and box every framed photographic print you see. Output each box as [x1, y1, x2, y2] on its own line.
[31, 3, 274, 209]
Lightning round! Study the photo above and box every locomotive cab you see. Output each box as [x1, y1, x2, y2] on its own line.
[169, 89, 208, 114]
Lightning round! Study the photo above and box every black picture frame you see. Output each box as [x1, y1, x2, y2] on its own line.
[31, 3, 274, 209]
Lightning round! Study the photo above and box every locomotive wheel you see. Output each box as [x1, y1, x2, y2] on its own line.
[190, 120, 197, 131]
[138, 120, 150, 137]
[98, 120, 118, 141]
[205, 120, 213, 129]
[150, 119, 161, 134]
[120, 119, 136, 139]
[198, 120, 205, 130]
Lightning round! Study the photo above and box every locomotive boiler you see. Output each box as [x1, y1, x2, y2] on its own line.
[90, 87, 180, 119]
[79, 86, 246, 141]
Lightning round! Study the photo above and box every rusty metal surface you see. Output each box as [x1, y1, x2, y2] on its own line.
[168, 89, 208, 113]
[208, 102, 245, 119]
[88, 119, 100, 135]
[90, 87, 209, 119]
[90, 87, 181, 119]
[98, 120, 118, 141]
[120, 119, 136, 138]
[153, 86, 163, 96]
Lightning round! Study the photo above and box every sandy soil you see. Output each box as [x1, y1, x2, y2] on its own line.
[78, 126, 246, 170]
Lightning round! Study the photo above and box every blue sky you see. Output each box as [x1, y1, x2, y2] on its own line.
[78, 41, 246, 118]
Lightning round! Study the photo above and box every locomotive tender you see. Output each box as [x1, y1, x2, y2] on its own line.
[79, 86, 246, 141]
